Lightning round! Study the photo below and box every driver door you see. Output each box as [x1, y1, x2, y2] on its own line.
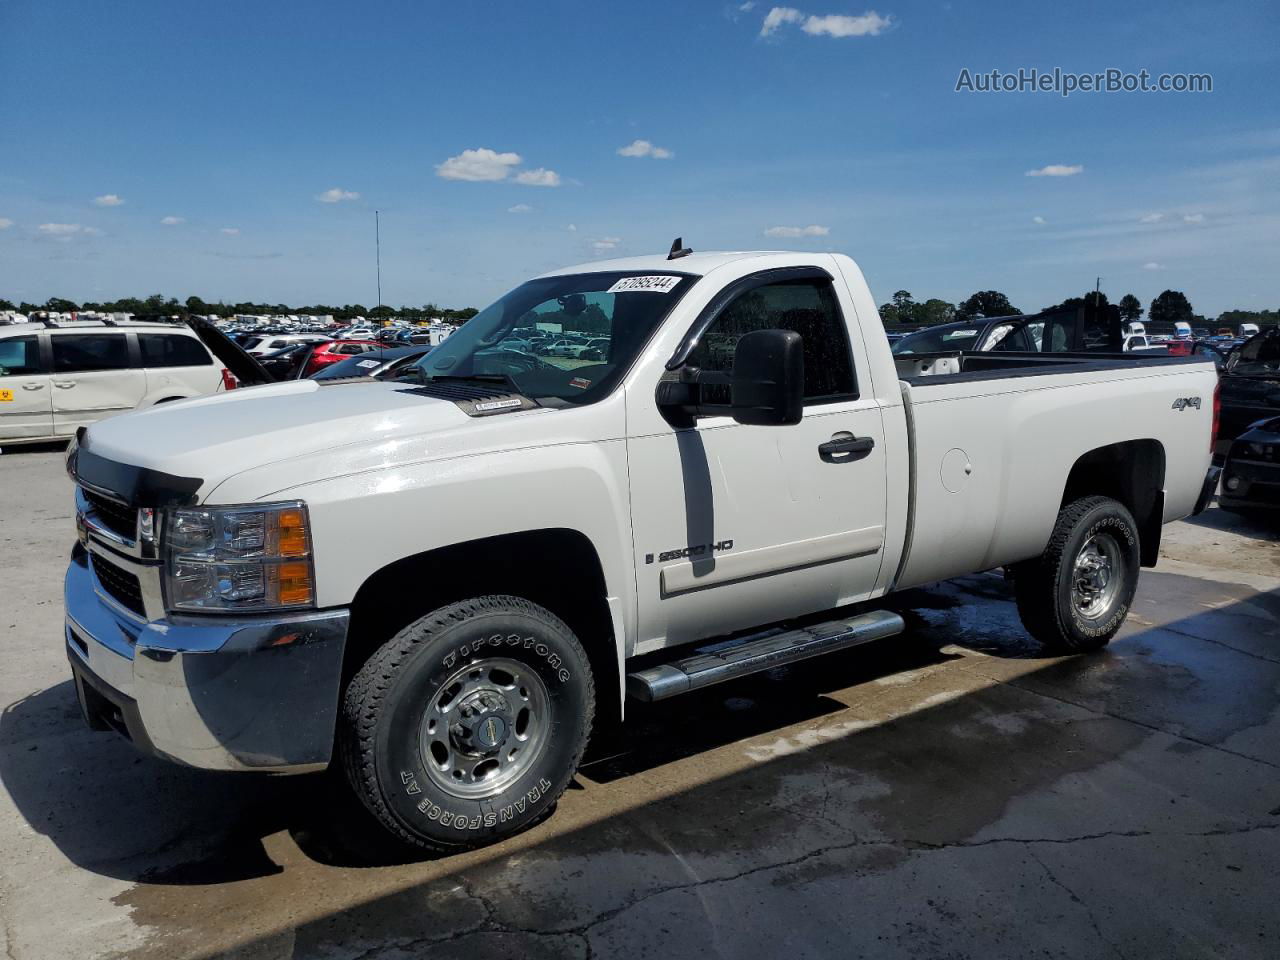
[626, 273, 889, 650]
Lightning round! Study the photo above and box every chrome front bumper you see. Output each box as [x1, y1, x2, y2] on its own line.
[65, 546, 349, 773]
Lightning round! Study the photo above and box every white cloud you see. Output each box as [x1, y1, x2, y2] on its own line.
[160, 216, 185, 225]
[739, 1, 756, 10]
[1182, 213, 1205, 223]
[0, 218, 13, 229]
[764, 224, 830, 238]
[317, 187, 360, 203]
[93, 194, 124, 207]
[761, 6, 805, 35]
[761, 7, 890, 38]
[801, 11, 891, 36]
[567, 224, 577, 232]
[82, 227, 103, 236]
[1139, 213, 1164, 223]
[1025, 164, 1084, 177]
[507, 203, 533, 214]
[220, 227, 240, 235]
[592, 236, 622, 251]
[617, 139, 674, 159]
[1032, 215, 1047, 225]
[514, 167, 561, 187]
[436, 148, 523, 182]
[1142, 261, 1164, 271]
[38, 223, 83, 235]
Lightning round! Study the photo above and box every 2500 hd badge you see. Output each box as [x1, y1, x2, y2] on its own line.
[645, 539, 735, 564]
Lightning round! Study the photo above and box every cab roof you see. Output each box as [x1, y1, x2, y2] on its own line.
[536, 250, 796, 279]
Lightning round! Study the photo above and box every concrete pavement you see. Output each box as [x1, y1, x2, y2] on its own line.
[1, 443, 1278, 959]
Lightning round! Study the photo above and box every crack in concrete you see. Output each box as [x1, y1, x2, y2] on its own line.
[1003, 676, 1280, 773]
[1153, 622, 1280, 666]
[361, 820, 1280, 956]
[1026, 844, 1128, 960]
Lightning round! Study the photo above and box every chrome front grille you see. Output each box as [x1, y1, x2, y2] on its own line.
[89, 552, 147, 619]
[82, 489, 136, 541]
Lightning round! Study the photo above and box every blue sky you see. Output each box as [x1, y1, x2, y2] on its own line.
[1, 0, 1277, 316]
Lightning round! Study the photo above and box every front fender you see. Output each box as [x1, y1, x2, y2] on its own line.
[256, 440, 637, 654]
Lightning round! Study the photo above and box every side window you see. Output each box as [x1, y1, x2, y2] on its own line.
[988, 324, 1034, 352]
[687, 280, 856, 403]
[0, 336, 42, 376]
[51, 334, 129, 373]
[139, 334, 213, 368]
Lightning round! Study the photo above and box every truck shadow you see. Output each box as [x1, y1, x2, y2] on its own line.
[1, 572, 1276, 906]
[146, 578, 1280, 959]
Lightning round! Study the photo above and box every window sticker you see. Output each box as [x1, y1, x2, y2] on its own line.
[606, 275, 682, 294]
[569, 376, 592, 389]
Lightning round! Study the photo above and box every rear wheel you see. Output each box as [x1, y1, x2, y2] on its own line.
[339, 595, 594, 852]
[1014, 496, 1140, 653]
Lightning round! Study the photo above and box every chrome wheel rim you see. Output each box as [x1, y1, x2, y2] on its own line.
[1072, 533, 1123, 621]
[418, 657, 551, 800]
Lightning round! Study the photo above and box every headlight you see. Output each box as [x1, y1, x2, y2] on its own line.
[1246, 442, 1276, 461]
[163, 501, 315, 613]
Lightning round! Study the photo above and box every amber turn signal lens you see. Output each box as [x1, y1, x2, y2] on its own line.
[276, 561, 314, 606]
[276, 508, 309, 557]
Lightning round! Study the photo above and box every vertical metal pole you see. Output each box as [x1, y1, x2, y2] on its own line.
[376, 211, 382, 310]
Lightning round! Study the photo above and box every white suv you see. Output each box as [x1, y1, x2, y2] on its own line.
[0, 321, 231, 446]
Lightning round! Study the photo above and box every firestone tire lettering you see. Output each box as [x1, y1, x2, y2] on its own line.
[339, 595, 595, 853]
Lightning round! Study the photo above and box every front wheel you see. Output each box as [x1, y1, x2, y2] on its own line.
[339, 596, 595, 853]
[1013, 496, 1140, 654]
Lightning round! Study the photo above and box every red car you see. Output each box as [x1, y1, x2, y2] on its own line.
[302, 340, 382, 377]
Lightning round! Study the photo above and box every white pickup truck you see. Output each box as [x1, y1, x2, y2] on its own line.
[64, 248, 1221, 852]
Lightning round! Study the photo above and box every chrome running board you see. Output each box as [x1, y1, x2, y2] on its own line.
[626, 609, 905, 702]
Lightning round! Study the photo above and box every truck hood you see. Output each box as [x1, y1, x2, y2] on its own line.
[81, 379, 550, 498]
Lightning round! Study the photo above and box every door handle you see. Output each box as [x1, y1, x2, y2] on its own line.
[22, 383, 45, 391]
[53, 381, 77, 389]
[818, 434, 875, 463]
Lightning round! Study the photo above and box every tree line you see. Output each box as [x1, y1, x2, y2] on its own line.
[6, 289, 1276, 333]
[0, 294, 480, 323]
[879, 288, 1274, 330]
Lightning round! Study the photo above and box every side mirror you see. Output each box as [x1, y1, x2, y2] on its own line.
[731, 329, 804, 426]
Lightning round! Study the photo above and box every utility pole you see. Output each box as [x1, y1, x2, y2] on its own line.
[1094, 276, 1101, 307]
[375, 210, 382, 310]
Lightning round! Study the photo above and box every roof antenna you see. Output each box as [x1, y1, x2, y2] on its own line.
[667, 236, 693, 260]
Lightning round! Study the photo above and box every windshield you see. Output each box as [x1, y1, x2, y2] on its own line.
[1231, 330, 1280, 376]
[892, 323, 984, 355]
[408, 271, 696, 405]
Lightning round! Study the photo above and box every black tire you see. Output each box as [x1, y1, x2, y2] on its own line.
[339, 595, 594, 853]
[1013, 496, 1140, 654]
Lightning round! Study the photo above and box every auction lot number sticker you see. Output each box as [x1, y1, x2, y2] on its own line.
[606, 275, 682, 294]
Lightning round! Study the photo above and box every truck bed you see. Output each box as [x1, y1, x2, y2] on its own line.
[889, 352, 1219, 591]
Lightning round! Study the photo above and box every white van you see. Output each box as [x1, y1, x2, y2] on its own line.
[1174, 321, 1192, 340]
[0, 321, 232, 446]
